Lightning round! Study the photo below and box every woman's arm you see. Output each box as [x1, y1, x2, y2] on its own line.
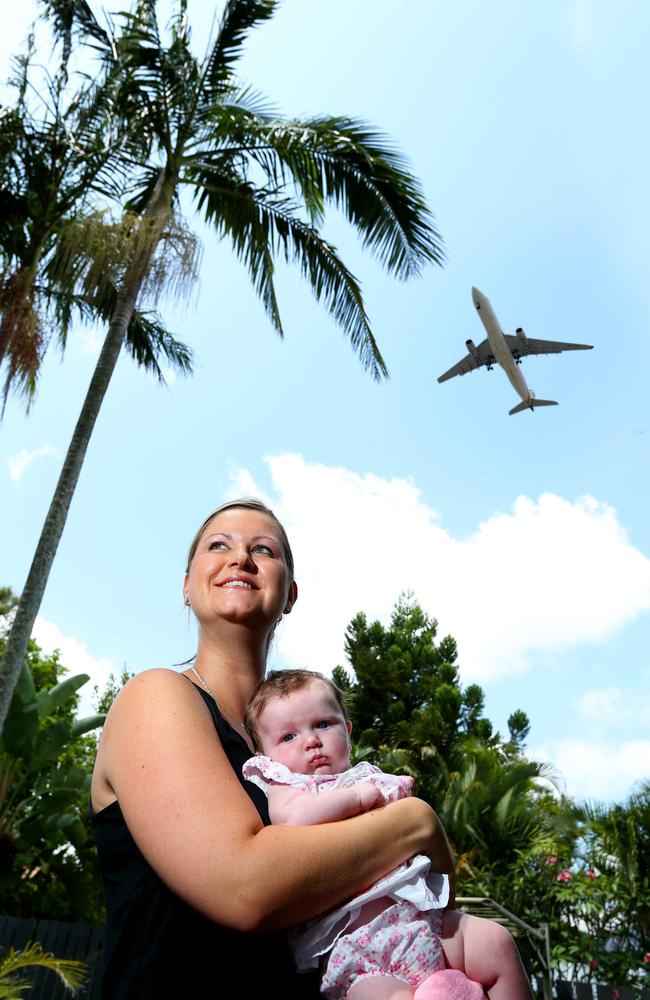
[267, 781, 385, 825]
[93, 670, 454, 934]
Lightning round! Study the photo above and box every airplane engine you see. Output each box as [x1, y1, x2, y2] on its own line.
[465, 338, 480, 359]
[516, 327, 527, 343]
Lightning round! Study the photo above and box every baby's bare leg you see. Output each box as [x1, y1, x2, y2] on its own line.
[442, 910, 533, 999]
[348, 976, 413, 1000]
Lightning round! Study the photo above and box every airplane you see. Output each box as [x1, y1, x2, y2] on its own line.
[438, 287, 593, 415]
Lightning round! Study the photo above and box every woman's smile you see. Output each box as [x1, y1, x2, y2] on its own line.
[218, 577, 259, 590]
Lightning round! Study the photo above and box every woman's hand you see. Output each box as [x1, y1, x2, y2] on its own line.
[388, 797, 454, 873]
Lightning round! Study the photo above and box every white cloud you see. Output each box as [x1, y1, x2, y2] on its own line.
[33, 616, 116, 718]
[7, 445, 57, 483]
[538, 737, 650, 802]
[230, 454, 650, 683]
[574, 685, 650, 727]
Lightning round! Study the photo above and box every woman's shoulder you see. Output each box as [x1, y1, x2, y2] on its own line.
[119, 667, 190, 695]
[108, 668, 196, 716]
[100, 669, 213, 757]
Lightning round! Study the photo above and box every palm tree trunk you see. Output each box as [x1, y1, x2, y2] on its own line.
[0, 188, 173, 732]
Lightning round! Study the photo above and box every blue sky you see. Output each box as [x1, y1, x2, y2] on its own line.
[2, 1, 649, 803]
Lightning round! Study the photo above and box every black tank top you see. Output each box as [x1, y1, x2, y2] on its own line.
[93, 684, 319, 998]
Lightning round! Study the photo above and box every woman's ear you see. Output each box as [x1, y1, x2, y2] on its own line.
[284, 580, 298, 614]
[183, 574, 190, 606]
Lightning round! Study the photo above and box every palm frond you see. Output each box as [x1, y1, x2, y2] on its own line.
[193, 169, 388, 377]
[40, 0, 113, 55]
[201, 0, 278, 98]
[256, 115, 445, 278]
[0, 267, 43, 409]
[0, 941, 85, 992]
[188, 110, 443, 273]
[123, 312, 193, 382]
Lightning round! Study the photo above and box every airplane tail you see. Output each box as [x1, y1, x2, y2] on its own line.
[509, 398, 558, 416]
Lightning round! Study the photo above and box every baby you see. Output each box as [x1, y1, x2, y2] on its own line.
[243, 669, 533, 1000]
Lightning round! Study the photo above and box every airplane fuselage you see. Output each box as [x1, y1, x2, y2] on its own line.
[472, 287, 533, 407]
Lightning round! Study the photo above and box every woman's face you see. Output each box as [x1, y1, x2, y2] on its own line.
[183, 507, 297, 632]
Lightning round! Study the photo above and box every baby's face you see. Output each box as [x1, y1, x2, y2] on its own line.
[256, 682, 352, 775]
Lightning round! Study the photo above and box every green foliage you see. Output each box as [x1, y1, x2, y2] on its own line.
[0, 634, 105, 922]
[338, 593, 506, 803]
[336, 593, 649, 988]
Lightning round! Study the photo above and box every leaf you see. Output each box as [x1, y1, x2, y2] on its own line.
[70, 713, 105, 737]
[36, 673, 89, 720]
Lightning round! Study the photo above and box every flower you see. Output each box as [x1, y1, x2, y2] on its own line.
[590, 960, 599, 970]
[556, 869, 572, 882]
[545, 856, 559, 865]
[644, 952, 650, 963]
[586, 869, 598, 878]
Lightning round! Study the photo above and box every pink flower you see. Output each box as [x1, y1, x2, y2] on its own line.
[586, 869, 598, 878]
[590, 960, 599, 970]
[545, 857, 559, 865]
[556, 869, 572, 882]
[613, 990, 619, 999]
[644, 952, 650, 963]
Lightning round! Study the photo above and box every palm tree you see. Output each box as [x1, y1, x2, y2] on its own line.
[0, 9, 191, 406]
[0, 0, 444, 731]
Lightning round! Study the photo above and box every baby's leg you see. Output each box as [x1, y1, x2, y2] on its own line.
[442, 910, 533, 999]
[348, 975, 414, 1000]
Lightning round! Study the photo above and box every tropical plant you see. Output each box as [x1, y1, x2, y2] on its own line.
[0, 941, 85, 999]
[0, 0, 444, 731]
[0, 13, 190, 407]
[0, 626, 105, 921]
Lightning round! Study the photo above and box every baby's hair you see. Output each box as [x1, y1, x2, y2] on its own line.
[245, 669, 349, 750]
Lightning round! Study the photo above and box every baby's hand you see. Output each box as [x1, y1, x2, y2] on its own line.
[355, 782, 385, 813]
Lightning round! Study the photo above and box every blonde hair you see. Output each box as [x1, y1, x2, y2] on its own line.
[185, 498, 294, 578]
[245, 669, 349, 750]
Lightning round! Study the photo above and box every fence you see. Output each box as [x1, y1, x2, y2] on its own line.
[550, 985, 650, 999]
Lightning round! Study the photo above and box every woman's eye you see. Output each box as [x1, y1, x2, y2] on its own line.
[281, 733, 295, 743]
[208, 540, 227, 551]
[253, 544, 273, 555]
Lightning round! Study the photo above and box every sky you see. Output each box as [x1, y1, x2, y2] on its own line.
[1, 0, 649, 804]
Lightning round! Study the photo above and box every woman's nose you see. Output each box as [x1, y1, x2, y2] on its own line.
[230, 546, 254, 568]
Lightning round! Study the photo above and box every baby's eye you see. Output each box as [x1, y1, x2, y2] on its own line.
[315, 720, 331, 730]
[281, 732, 295, 743]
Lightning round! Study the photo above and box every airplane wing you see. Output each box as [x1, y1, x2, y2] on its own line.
[504, 335, 593, 358]
[437, 339, 494, 382]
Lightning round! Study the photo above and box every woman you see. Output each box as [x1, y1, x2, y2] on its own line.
[91, 499, 458, 998]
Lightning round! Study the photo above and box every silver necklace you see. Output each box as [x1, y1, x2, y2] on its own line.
[189, 665, 250, 741]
